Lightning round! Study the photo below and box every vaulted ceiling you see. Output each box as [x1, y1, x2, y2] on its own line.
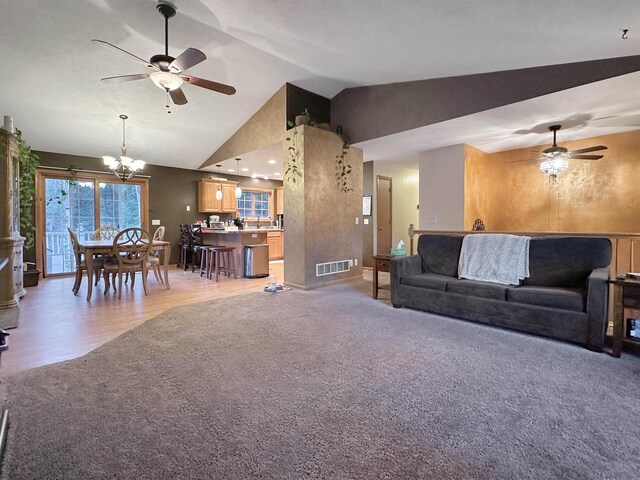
[1, 0, 639, 169]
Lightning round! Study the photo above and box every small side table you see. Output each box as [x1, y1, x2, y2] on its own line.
[372, 255, 393, 299]
[609, 277, 640, 358]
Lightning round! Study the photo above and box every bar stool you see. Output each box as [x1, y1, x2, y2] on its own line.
[212, 247, 236, 282]
[200, 245, 225, 278]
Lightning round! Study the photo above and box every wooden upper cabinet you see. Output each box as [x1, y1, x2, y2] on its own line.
[198, 179, 238, 213]
[275, 186, 284, 215]
[220, 183, 237, 213]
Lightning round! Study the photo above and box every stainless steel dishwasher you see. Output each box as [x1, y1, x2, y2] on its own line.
[244, 244, 269, 278]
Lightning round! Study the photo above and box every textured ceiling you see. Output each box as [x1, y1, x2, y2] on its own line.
[1, 0, 639, 169]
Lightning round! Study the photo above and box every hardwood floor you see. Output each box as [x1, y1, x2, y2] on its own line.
[2, 262, 286, 374]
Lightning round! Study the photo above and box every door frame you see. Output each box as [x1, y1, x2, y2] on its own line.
[376, 175, 392, 255]
[35, 168, 150, 277]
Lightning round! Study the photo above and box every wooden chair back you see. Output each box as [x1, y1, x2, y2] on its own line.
[67, 227, 81, 256]
[188, 224, 203, 245]
[93, 226, 120, 240]
[153, 226, 166, 241]
[111, 228, 151, 267]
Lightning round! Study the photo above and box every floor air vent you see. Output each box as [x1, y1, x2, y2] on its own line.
[316, 259, 353, 277]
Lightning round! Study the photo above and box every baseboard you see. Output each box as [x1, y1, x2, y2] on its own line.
[284, 275, 362, 291]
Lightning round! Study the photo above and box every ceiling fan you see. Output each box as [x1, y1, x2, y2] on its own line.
[505, 124, 608, 179]
[538, 125, 607, 161]
[92, 1, 236, 109]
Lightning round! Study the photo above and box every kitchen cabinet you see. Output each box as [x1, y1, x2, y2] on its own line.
[220, 183, 237, 213]
[267, 231, 284, 260]
[198, 179, 238, 213]
[275, 186, 284, 215]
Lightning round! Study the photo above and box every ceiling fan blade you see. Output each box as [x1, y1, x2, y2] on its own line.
[570, 145, 608, 154]
[92, 39, 154, 69]
[100, 73, 150, 83]
[504, 159, 534, 163]
[169, 48, 206, 73]
[170, 87, 188, 105]
[569, 154, 604, 160]
[182, 75, 236, 95]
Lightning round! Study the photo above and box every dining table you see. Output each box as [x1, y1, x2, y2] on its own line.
[78, 239, 171, 301]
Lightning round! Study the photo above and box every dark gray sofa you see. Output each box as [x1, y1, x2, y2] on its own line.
[391, 234, 612, 350]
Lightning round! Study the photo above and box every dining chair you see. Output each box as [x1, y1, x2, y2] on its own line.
[92, 226, 119, 240]
[91, 226, 121, 285]
[147, 226, 165, 284]
[102, 228, 152, 299]
[67, 228, 104, 296]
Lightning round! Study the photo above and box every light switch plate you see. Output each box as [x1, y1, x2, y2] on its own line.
[152, 219, 161, 226]
[364, 219, 369, 225]
[355, 217, 359, 224]
[186, 205, 191, 212]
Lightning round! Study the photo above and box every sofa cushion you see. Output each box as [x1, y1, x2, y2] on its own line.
[417, 234, 464, 277]
[525, 237, 611, 288]
[400, 273, 449, 291]
[447, 279, 508, 300]
[507, 286, 585, 312]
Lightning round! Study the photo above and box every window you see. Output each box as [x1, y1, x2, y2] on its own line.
[237, 189, 272, 218]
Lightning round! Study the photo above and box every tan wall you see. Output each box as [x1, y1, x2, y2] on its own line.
[464, 130, 640, 233]
[200, 85, 286, 169]
[284, 126, 363, 288]
[372, 162, 419, 254]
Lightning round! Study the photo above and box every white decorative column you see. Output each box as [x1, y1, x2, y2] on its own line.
[0, 127, 24, 329]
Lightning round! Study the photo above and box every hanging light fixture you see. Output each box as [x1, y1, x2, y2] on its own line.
[215, 165, 223, 201]
[234, 158, 242, 198]
[102, 114, 145, 182]
[539, 152, 569, 181]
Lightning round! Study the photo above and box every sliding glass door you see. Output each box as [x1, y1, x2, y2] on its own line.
[37, 169, 148, 276]
[44, 178, 95, 274]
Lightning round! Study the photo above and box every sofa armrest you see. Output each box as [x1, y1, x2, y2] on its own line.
[391, 255, 423, 307]
[586, 266, 611, 349]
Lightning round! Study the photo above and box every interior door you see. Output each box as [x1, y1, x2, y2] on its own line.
[377, 176, 392, 255]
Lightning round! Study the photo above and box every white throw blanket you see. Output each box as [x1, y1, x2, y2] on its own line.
[458, 234, 530, 285]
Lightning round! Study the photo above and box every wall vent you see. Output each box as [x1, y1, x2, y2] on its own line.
[316, 259, 353, 277]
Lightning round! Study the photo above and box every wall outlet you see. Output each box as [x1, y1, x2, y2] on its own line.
[364, 218, 369, 225]
[424, 217, 437, 224]
[152, 219, 161, 226]
[186, 205, 191, 212]
[355, 217, 359, 224]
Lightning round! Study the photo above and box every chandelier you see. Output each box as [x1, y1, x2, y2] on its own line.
[539, 152, 569, 181]
[102, 114, 145, 182]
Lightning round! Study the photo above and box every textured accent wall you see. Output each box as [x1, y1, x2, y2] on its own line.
[200, 85, 286, 169]
[331, 55, 640, 144]
[464, 130, 640, 233]
[284, 126, 363, 288]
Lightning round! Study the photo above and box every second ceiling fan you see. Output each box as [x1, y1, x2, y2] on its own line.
[93, 1, 236, 108]
[538, 124, 608, 161]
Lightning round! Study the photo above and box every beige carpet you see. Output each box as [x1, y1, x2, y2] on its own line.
[1, 280, 639, 479]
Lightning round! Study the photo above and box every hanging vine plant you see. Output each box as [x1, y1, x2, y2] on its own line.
[15, 128, 40, 249]
[335, 140, 353, 193]
[284, 123, 302, 183]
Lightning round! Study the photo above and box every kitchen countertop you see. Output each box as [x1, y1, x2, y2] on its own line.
[201, 228, 283, 234]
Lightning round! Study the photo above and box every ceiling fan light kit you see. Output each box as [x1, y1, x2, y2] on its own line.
[102, 114, 145, 182]
[537, 124, 607, 180]
[150, 71, 183, 91]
